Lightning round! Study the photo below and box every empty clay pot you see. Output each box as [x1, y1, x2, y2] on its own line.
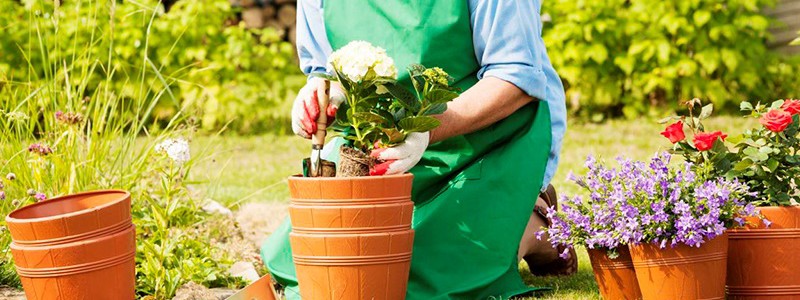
[288, 174, 415, 300]
[5, 190, 135, 300]
[587, 247, 642, 300]
[727, 206, 800, 300]
[629, 233, 728, 300]
[6, 190, 131, 244]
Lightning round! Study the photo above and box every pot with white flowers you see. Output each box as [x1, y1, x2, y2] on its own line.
[662, 99, 800, 299]
[287, 41, 458, 300]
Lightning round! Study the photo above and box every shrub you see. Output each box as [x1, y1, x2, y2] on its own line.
[0, 0, 303, 134]
[542, 0, 800, 120]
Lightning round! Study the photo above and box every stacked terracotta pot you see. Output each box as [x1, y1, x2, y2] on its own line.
[5, 190, 136, 300]
[727, 207, 800, 299]
[288, 174, 415, 300]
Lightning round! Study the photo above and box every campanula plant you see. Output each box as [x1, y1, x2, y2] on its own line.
[542, 153, 763, 258]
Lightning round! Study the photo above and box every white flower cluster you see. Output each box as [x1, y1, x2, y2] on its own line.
[327, 41, 397, 82]
[155, 138, 191, 165]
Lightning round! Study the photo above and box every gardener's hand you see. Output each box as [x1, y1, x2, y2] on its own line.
[369, 132, 429, 176]
[291, 78, 346, 139]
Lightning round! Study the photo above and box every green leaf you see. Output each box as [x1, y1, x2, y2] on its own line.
[765, 158, 780, 172]
[693, 10, 712, 27]
[332, 68, 351, 91]
[711, 139, 728, 153]
[352, 112, 388, 124]
[384, 83, 420, 112]
[733, 159, 753, 171]
[424, 103, 447, 115]
[425, 89, 459, 104]
[740, 101, 753, 111]
[399, 116, 441, 133]
[381, 128, 406, 144]
[699, 103, 714, 119]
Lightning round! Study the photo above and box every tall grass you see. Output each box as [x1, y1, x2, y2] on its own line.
[0, 0, 245, 298]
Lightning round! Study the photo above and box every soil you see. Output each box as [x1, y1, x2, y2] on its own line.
[338, 146, 375, 177]
[302, 158, 336, 177]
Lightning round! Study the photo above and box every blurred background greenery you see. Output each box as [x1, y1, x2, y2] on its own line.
[1, 0, 797, 135]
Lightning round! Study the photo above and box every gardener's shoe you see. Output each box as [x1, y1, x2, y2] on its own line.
[524, 184, 578, 277]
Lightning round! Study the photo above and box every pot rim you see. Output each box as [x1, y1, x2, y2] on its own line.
[5, 189, 130, 224]
[289, 228, 414, 238]
[754, 205, 800, 210]
[288, 173, 413, 182]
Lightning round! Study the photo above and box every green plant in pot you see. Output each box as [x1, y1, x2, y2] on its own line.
[318, 41, 458, 177]
[283, 41, 458, 299]
[661, 98, 800, 299]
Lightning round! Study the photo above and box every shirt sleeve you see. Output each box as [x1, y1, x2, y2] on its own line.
[469, 0, 547, 99]
[296, 0, 332, 75]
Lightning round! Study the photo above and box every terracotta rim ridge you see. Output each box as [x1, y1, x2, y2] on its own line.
[11, 218, 132, 247]
[291, 224, 410, 234]
[591, 260, 635, 269]
[727, 285, 800, 295]
[630, 250, 726, 267]
[728, 228, 800, 239]
[15, 250, 135, 278]
[5, 189, 130, 223]
[293, 253, 413, 266]
[288, 173, 412, 182]
[290, 196, 411, 205]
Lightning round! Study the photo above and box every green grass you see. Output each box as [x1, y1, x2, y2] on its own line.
[192, 115, 756, 299]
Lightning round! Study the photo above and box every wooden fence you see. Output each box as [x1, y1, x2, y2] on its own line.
[767, 0, 800, 54]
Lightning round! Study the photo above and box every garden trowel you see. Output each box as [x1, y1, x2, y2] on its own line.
[307, 79, 336, 177]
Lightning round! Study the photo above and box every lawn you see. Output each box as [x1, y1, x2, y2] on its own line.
[192, 115, 756, 299]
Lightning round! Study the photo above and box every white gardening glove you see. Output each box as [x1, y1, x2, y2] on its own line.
[369, 132, 430, 176]
[291, 77, 346, 138]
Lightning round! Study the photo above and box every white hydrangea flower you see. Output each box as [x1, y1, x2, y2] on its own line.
[327, 41, 397, 81]
[155, 138, 190, 165]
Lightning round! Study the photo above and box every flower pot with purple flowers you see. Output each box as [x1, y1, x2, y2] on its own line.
[546, 152, 761, 300]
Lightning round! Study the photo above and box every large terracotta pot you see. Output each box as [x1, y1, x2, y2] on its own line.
[288, 174, 414, 300]
[629, 233, 728, 300]
[587, 247, 642, 300]
[5, 190, 135, 300]
[727, 206, 800, 300]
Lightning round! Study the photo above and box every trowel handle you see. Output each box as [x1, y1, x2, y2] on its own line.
[312, 79, 330, 146]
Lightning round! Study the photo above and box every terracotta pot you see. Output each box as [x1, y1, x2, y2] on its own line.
[727, 206, 800, 300]
[629, 233, 728, 300]
[227, 274, 278, 300]
[587, 248, 642, 300]
[6, 190, 132, 244]
[5, 190, 135, 300]
[288, 174, 414, 300]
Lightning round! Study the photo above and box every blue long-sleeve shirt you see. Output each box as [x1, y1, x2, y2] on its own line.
[296, 0, 566, 190]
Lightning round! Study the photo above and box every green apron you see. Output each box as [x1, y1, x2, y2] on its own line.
[262, 1, 552, 299]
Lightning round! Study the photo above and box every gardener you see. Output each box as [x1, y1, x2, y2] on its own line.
[263, 0, 570, 298]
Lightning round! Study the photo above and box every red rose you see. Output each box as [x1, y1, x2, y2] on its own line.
[660, 121, 685, 143]
[693, 131, 728, 151]
[781, 99, 800, 115]
[760, 109, 793, 133]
